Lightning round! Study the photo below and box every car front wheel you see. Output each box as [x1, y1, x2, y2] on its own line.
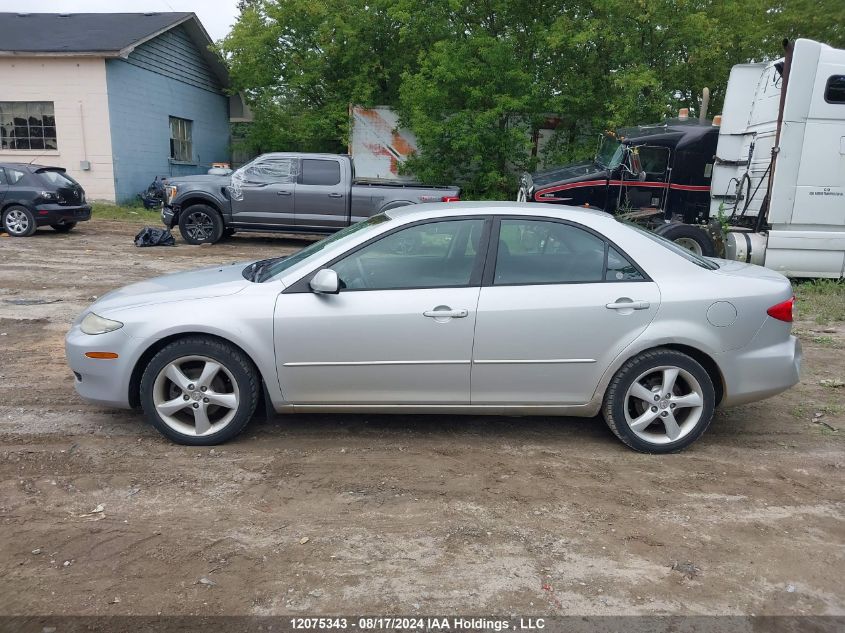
[178, 204, 223, 245]
[140, 337, 259, 445]
[3, 206, 37, 237]
[602, 349, 715, 453]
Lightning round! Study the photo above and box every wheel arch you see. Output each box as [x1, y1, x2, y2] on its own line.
[173, 196, 225, 223]
[128, 331, 270, 410]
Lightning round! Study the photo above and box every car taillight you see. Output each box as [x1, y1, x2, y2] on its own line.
[441, 196, 460, 202]
[767, 297, 794, 322]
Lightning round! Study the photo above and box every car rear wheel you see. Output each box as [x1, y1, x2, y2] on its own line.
[3, 206, 37, 237]
[178, 204, 223, 245]
[140, 337, 259, 445]
[51, 222, 77, 233]
[602, 349, 715, 453]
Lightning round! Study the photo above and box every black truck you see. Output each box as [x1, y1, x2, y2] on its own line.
[519, 118, 720, 255]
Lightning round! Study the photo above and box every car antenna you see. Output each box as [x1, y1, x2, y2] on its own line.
[27, 153, 46, 165]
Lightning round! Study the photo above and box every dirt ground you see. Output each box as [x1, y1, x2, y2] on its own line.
[0, 219, 843, 617]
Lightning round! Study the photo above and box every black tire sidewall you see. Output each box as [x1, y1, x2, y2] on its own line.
[656, 224, 716, 257]
[178, 204, 223, 245]
[3, 205, 37, 237]
[139, 337, 259, 445]
[603, 349, 715, 453]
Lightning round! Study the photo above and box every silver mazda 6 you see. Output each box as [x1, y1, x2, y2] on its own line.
[65, 203, 801, 453]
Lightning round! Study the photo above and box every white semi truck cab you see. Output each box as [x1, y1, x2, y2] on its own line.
[712, 38, 845, 278]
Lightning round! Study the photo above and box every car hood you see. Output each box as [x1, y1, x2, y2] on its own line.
[89, 262, 251, 314]
[527, 161, 608, 188]
[169, 174, 232, 186]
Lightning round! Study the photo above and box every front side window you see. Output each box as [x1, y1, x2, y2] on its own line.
[495, 219, 608, 284]
[239, 157, 297, 184]
[825, 75, 845, 104]
[635, 146, 670, 176]
[169, 116, 193, 162]
[332, 219, 484, 290]
[301, 159, 341, 186]
[0, 101, 57, 150]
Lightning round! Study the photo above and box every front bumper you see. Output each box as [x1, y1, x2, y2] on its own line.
[34, 204, 91, 226]
[717, 333, 802, 407]
[161, 205, 177, 228]
[65, 323, 139, 409]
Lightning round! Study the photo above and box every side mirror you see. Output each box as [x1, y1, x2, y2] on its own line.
[310, 268, 340, 294]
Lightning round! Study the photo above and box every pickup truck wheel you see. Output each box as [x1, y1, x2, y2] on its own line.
[178, 204, 223, 245]
[654, 223, 715, 257]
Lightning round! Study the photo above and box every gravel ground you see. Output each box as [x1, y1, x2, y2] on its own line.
[0, 219, 843, 616]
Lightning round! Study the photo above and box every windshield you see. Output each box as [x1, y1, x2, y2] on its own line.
[254, 214, 393, 282]
[626, 223, 719, 270]
[595, 135, 625, 169]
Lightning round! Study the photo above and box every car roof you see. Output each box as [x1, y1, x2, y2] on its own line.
[386, 201, 616, 224]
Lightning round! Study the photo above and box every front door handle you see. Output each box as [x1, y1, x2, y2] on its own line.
[277, 190, 292, 196]
[606, 299, 650, 310]
[423, 307, 468, 319]
[328, 192, 343, 198]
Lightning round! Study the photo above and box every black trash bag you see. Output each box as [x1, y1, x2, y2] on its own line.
[134, 227, 176, 247]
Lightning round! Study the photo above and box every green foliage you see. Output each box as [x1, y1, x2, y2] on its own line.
[794, 279, 845, 324]
[222, 0, 845, 198]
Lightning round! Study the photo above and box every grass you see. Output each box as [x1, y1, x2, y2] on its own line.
[91, 201, 161, 222]
[793, 279, 845, 325]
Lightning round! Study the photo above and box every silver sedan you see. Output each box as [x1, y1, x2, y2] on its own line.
[65, 203, 801, 453]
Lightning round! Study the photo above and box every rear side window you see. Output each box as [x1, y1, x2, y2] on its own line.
[494, 219, 606, 284]
[301, 159, 341, 186]
[0, 168, 6, 186]
[606, 246, 644, 281]
[825, 75, 845, 104]
[5, 168, 25, 185]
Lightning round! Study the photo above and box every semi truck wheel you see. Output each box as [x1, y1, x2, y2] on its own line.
[655, 223, 715, 257]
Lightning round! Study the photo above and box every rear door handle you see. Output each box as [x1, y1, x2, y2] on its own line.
[328, 192, 343, 198]
[423, 308, 468, 319]
[606, 300, 650, 310]
[276, 190, 292, 196]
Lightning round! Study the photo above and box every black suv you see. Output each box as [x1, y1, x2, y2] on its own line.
[0, 163, 91, 237]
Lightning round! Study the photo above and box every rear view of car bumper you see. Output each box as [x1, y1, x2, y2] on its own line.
[717, 332, 802, 407]
[34, 204, 91, 226]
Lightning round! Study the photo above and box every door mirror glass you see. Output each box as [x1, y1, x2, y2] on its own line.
[626, 148, 643, 177]
[310, 268, 340, 294]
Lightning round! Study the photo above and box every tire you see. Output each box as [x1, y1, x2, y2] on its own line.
[139, 336, 260, 445]
[654, 223, 715, 257]
[602, 348, 715, 454]
[2, 206, 37, 237]
[178, 204, 224, 245]
[50, 222, 77, 233]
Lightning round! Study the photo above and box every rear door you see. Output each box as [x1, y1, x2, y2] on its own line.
[295, 158, 348, 230]
[471, 217, 660, 405]
[230, 156, 297, 226]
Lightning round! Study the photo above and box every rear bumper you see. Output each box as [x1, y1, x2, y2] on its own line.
[717, 333, 802, 407]
[34, 204, 91, 226]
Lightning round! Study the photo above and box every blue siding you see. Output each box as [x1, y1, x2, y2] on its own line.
[106, 25, 230, 202]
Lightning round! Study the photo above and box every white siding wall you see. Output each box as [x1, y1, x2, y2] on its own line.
[0, 57, 115, 201]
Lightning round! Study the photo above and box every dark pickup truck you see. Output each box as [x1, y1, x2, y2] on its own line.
[162, 152, 461, 244]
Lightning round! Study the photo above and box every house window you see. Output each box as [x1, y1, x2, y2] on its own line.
[169, 116, 193, 162]
[0, 102, 57, 150]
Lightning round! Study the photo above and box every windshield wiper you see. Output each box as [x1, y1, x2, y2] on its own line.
[246, 256, 288, 282]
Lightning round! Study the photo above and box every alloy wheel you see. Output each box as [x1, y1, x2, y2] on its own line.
[673, 237, 704, 255]
[152, 355, 240, 436]
[4, 209, 31, 235]
[623, 365, 705, 445]
[184, 211, 215, 241]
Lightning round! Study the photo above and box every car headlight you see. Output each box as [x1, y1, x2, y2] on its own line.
[80, 312, 124, 335]
[165, 185, 178, 204]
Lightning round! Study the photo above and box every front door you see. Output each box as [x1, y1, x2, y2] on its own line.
[471, 217, 660, 405]
[229, 156, 297, 226]
[295, 158, 348, 230]
[619, 145, 672, 212]
[274, 218, 488, 404]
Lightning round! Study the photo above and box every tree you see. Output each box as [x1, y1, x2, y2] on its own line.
[222, 0, 845, 198]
